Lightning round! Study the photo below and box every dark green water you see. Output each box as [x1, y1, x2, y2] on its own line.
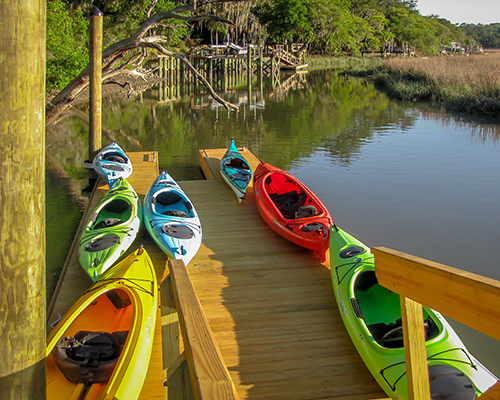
[46, 69, 500, 376]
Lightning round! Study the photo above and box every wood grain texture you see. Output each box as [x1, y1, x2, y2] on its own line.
[169, 259, 240, 400]
[373, 246, 500, 341]
[181, 148, 385, 399]
[400, 296, 430, 400]
[0, 0, 46, 395]
[478, 382, 500, 400]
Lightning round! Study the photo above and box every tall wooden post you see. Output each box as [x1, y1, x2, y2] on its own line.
[89, 7, 103, 175]
[0, 0, 46, 398]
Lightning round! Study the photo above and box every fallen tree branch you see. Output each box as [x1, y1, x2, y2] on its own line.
[46, 0, 244, 126]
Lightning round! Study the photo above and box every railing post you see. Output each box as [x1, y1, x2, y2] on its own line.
[400, 296, 430, 399]
[89, 7, 103, 180]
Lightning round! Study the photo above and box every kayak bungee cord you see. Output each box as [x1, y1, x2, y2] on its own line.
[85, 277, 155, 297]
[380, 347, 478, 392]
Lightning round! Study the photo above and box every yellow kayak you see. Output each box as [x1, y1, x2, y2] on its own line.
[46, 247, 158, 400]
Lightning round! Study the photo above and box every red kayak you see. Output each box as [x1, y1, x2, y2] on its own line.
[253, 161, 332, 262]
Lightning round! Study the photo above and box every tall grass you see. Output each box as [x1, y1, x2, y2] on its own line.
[306, 55, 382, 71]
[373, 51, 500, 117]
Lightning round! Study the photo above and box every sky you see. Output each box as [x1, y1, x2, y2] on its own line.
[416, 0, 500, 25]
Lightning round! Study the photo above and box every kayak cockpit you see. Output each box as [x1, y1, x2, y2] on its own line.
[52, 330, 129, 383]
[153, 190, 193, 218]
[91, 199, 132, 230]
[354, 271, 441, 348]
[223, 157, 251, 171]
[49, 288, 133, 385]
[265, 174, 322, 220]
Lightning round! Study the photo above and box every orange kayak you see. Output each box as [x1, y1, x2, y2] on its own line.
[253, 161, 332, 262]
[46, 247, 158, 399]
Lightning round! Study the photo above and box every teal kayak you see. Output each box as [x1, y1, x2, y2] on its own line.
[93, 142, 133, 187]
[143, 171, 202, 265]
[330, 225, 497, 399]
[219, 139, 253, 202]
[78, 178, 142, 282]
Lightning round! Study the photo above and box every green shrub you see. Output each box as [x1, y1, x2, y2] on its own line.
[46, 0, 88, 90]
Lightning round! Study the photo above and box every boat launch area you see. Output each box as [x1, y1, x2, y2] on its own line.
[47, 148, 388, 399]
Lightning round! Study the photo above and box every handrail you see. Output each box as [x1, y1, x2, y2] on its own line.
[162, 259, 239, 400]
[372, 247, 500, 399]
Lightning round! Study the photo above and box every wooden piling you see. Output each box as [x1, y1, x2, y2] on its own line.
[89, 7, 103, 170]
[0, 0, 46, 397]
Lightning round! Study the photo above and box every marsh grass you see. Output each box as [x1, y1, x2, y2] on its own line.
[306, 55, 382, 71]
[373, 51, 500, 117]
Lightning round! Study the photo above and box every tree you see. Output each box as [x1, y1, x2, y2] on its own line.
[46, 0, 242, 127]
[252, 0, 312, 44]
[47, 0, 88, 89]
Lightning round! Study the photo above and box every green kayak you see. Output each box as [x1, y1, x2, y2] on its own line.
[78, 178, 142, 282]
[330, 225, 497, 400]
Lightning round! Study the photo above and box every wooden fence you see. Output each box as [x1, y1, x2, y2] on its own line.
[373, 247, 500, 400]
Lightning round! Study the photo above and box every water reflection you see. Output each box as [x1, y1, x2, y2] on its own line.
[46, 69, 500, 377]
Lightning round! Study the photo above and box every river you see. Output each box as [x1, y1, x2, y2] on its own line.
[46, 68, 500, 376]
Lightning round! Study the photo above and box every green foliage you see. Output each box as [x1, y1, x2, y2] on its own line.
[460, 23, 500, 49]
[253, 0, 312, 44]
[99, 0, 190, 49]
[46, 0, 88, 89]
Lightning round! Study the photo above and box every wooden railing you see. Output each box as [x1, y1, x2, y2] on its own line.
[373, 247, 500, 400]
[161, 259, 239, 400]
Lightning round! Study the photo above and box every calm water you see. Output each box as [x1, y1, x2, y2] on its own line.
[46, 69, 500, 375]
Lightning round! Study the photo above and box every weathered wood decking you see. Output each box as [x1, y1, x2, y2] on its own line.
[184, 147, 385, 399]
[48, 147, 386, 399]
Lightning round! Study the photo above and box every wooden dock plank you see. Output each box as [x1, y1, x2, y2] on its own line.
[178, 148, 386, 399]
[48, 147, 386, 400]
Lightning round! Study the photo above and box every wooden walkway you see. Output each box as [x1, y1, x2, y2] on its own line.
[185, 148, 385, 399]
[48, 147, 386, 399]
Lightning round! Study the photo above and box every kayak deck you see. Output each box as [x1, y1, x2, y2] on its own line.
[190, 148, 386, 399]
[47, 151, 164, 400]
[48, 148, 387, 399]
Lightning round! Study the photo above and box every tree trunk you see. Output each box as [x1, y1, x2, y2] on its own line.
[0, 0, 46, 398]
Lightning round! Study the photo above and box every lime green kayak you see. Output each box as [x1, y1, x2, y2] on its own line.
[78, 178, 142, 282]
[330, 225, 497, 399]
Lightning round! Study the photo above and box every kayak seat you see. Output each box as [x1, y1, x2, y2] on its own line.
[294, 205, 318, 219]
[270, 191, 308, 219]
[162, 210, 188, 218]
[155, 192, 192, 218]
[103, 153, 127, 163]
[225, 158, 249, 169]
[94, 218, 123, 230]
[229, 170, 252, 182]
[92, 199, 131, 230]
[52, 330, 129, 383]
[369, 320, 405, 348]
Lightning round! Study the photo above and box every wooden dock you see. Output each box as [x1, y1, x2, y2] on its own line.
[48, 147, 386, 399]
[47, 151, 165, 400]
[182, 147, 385, 399]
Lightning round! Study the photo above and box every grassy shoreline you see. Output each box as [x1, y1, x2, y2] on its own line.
[307, 52, 500, 120]
[365, 51, 500, 119]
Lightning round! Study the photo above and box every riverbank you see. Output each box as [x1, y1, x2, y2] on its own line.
[306, 54, 382, 71]
[359, 51, 500, 120]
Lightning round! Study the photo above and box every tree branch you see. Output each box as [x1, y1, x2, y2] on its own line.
[46, 0, 244, 126]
